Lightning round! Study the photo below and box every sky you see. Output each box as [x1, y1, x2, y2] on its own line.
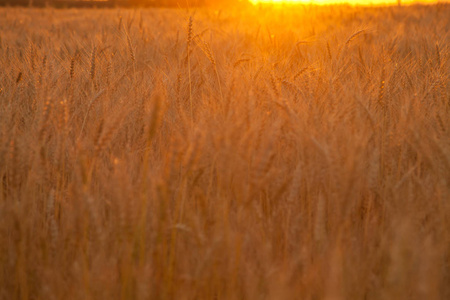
[251, 0, 445, 5]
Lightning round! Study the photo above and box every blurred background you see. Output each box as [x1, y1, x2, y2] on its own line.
[0, 0, 247, 7]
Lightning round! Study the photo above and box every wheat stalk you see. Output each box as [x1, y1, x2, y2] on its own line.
[186, 16, 193, 121]
[90, 46, 96, 81]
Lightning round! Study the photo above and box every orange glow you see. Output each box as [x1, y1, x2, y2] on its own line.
[251, 0, 444, 5]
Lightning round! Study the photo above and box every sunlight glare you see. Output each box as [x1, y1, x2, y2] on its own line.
[251, 0, 443, 5]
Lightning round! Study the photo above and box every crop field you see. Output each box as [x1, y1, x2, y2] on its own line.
[0, 4, 449, 300]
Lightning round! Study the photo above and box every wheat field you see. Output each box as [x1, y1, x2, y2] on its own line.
[0, 3, 449, 300]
